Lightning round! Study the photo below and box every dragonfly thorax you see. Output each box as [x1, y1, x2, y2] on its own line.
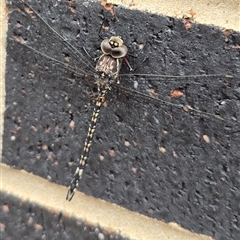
[95, 53, 122, 78]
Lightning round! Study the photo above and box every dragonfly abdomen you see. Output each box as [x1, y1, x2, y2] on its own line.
[66, 94, 105, 201]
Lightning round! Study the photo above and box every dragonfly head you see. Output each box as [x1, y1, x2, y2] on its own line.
[101, 36, 128, 58]
[109, 36, 124, 47]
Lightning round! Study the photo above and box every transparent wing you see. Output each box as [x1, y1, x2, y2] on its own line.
[116, 74, 239, 124]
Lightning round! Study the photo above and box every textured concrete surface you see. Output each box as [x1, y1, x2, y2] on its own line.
[109, 0, 240, 31]
[2, 163, 213, 240]
[1, 0, 240, 240]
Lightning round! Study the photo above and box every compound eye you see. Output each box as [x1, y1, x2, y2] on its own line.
[101, 39, 112, 54]
[111, 45, 128, 58]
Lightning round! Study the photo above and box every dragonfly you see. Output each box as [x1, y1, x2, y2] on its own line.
[7, 0, 239, 202]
